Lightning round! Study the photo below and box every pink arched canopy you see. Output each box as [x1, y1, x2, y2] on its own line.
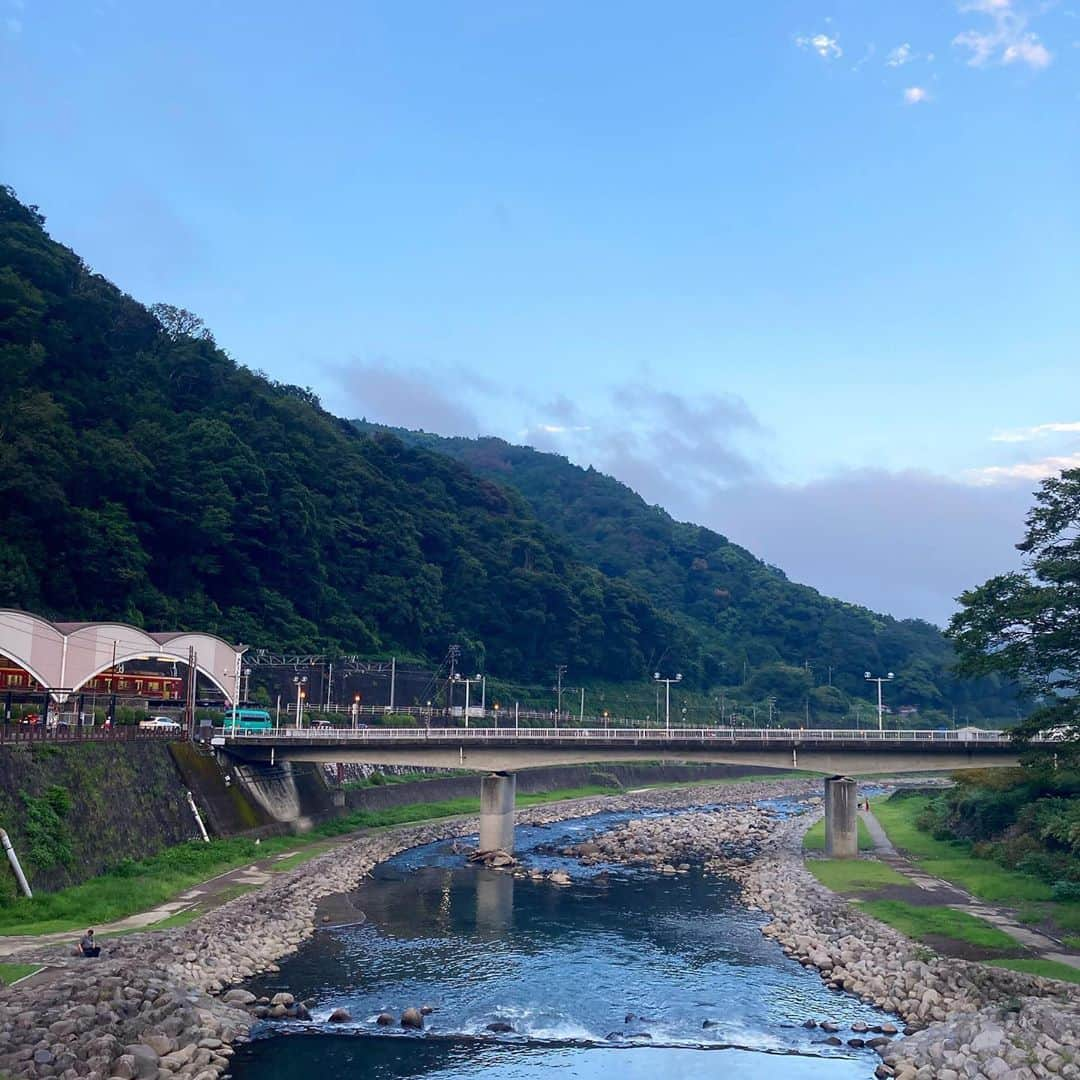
[0, 609, 246, 703]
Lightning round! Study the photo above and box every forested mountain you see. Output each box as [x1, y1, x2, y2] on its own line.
[0, 186, 673, 680]
[352, 425, 1017, 719]
[0, 185, 1011, 716]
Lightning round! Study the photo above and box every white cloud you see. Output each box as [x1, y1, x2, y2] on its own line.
[1002, 37, 1052, 67]
[796, 33, 842, 60]
[991, 421, 1080, 442]
[887, 43, 914, 66]
[967, 454, 1080, 485]
[954, 0, 1053, 69]
[903, 86, 930, 104]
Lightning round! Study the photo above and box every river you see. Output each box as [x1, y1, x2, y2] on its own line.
[231, 804, 893, 1079]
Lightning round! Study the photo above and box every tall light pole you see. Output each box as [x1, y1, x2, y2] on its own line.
[452, 674, 483, 728]
[653, 672, 682, 733]
[864, 672, 894, 732]
[292, 675, 308, 727]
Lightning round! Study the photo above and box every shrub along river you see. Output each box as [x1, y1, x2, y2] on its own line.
[231, 804, 893, 1079]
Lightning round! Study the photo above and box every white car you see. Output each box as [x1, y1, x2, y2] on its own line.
[139, 716, 182, 730]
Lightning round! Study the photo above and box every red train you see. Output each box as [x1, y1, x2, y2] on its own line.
[0, 663, 185, 699]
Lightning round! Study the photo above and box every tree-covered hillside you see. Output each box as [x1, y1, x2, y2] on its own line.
[0, 186, 677, 680]
[0, 184, 1012, 716]
[353, 425, 1016, 719]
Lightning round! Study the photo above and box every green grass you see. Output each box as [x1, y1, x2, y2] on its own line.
[807, 858, 910, 892]
[0, 782, 623, 937]
[856, 899, 1019, 951]
[871, 796, 1053, 903]
[987, 958, 1080, 984]
[0, 963, 40, 985]
[802, 816, 875, 852]
[144, 907, 203, 930]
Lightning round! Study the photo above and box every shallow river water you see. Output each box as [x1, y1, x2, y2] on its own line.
[231, 806, 893, 1079]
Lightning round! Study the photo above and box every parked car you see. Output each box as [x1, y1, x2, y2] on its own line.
[19, 713, 42, 726]
[310, 719, 335, 730]
[139, 716, 182, 730]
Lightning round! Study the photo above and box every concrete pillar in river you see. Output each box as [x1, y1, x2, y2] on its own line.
[479, 772, 516, 853]
[824, 775, 858, 859]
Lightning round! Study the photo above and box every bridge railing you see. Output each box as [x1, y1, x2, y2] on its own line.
[221, 726, 1012, 744]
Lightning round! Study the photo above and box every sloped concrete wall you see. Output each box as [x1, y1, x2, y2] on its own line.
[0, 740, 195, 893]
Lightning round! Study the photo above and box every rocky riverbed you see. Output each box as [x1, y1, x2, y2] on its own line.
[2, 777, 1078, 1080]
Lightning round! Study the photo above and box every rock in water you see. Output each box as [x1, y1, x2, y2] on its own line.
[401, 1007, 424, 1029]
[376, 1013, 394, 1026]
[486, 1021, 515, 1033]
[328, 1008, 352, 1023]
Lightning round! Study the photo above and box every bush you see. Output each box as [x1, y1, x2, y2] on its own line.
[1051, 880, 1080, 902]
[21, 785, 73, 870]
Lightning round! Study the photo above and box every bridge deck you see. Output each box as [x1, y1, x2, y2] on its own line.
[214, 726, 1020, 774]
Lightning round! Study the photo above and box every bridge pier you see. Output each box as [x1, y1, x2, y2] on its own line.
[824, 775, 858, 859]
[479, 772, 516, 853]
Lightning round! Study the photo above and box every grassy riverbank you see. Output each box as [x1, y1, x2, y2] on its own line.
[802, 817, 874, 852]
[806, 858, 908, 892]
[0, 963, 40, 985]
[0, 782, 625, 936]
[856, 899, 1017, 952]
[871, 794, 1080, 943]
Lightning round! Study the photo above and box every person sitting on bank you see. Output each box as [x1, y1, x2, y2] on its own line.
[77, 929, 100, 957]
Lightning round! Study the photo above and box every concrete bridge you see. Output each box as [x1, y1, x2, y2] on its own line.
[213, 726, 1020, 858]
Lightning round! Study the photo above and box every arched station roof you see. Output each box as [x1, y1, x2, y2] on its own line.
[0, 610, 246, 702]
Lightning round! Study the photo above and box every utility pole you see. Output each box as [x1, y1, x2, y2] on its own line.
[446, 644, 460, 714]
[184, 645, 196, 737]
[325, 662, 333, 710]
[389, 657, 396, 711]
[555, 665, 567, 726]
[864, 672, 895, 732]
[579, 686, 585, 726]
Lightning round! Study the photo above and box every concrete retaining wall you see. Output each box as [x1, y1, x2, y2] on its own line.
[0, 740, 196, 894]
[343, 761, 780, 812]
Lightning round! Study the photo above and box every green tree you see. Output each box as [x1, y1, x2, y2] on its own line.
[948, 469, 1080, 749]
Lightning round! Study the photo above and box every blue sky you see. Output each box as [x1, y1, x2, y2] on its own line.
[3, 1, 1078, 624]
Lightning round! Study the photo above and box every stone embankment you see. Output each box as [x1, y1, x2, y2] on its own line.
[734, 815, 1080, 1080]
[0, 779, 811, 1079]
[558, 804, 1080, 1080]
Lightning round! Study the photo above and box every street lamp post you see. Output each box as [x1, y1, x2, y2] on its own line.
[653, 672, 682, 734]
[452, 674, 483, 728]
[864, 672, 895, 732]
[293, 675, 308, 727]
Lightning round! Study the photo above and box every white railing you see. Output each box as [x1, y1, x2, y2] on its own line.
[221, 726, 1012, 745]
